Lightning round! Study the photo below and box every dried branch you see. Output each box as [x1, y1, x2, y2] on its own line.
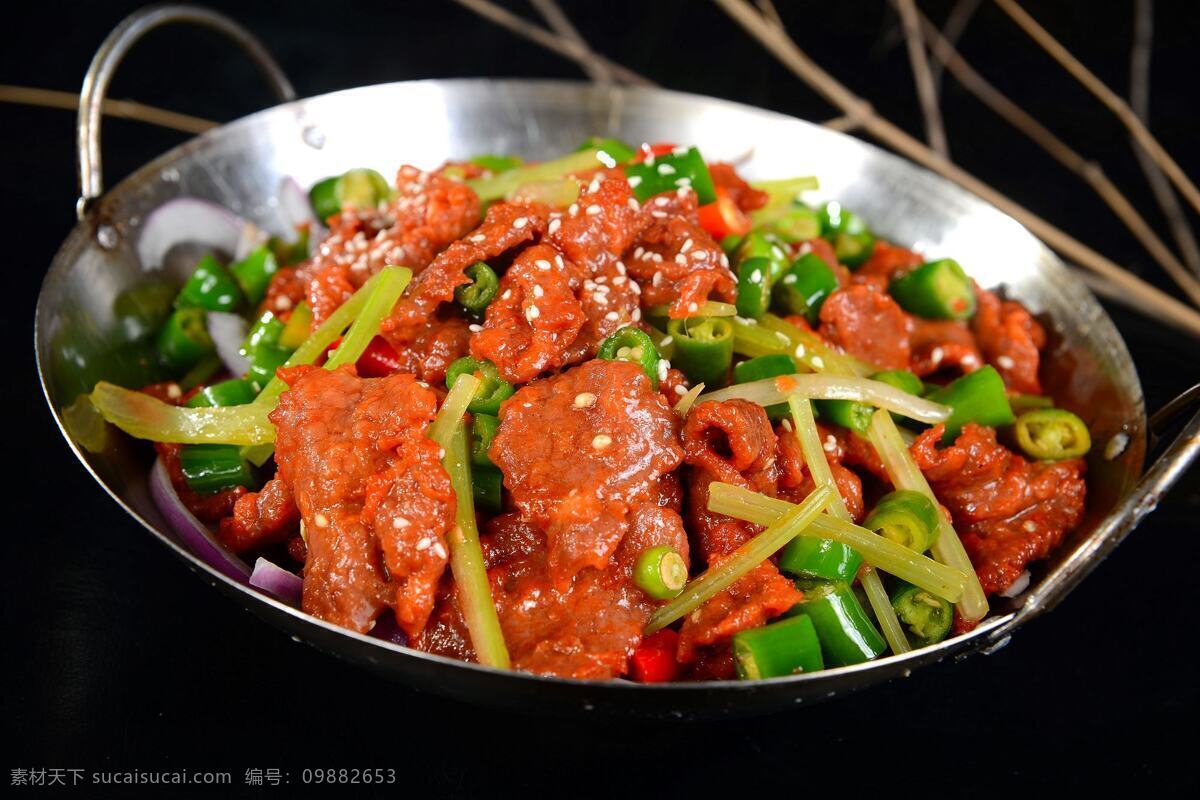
[0, 84, 215, 135]
[712, 0, 1200, 338]
[449, 0, 653, 87]
[893, 0, 949, 157]
[992, 0, 1200, 219]
[530, 0, 611, 85]
[1129, 0, 1200, 276]
[914, 11, 1200, 307]
[929, 0, 982, 99]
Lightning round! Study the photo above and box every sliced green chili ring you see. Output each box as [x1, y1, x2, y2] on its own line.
[888, 258, 977, 321]
[279, 303, 313, 350]
[819, 202, 875, 268]
[309, 176, 341, 220]
[113, 280, 177, 343]
[1010, 393, 1055, 413]
[185, 378, 257, 409]
[178, 443, 257, 494]
[926, 365, 1015, 442]
[773, 252, 838, 324]
[633, 545, 689, 600]
[736, 256, 775, 320]
[864, 489, 940, 553]
[732, 614, 824, 679]
[338, 168, 391, 208]
[454, 262, 500, 315]
[229, 245, 279, 306]
[242, 311, 286, 356]
[778, 535, 864, 582]
[666, 316, 734, 389]
[623, 146, 717, 203]
[720, 233, 745, 254]
[792, 579, 886, 666]
[247, 345, 292, 393]
[733, 353, 796, 420]
[471, 465, 504, 513]
[445, 357, 515, 416]
[597, 326, 662, 388]
[761, 205, 820, 244]
[1014, 408, 1092, 460]
[156, 308, 214, 373]
[812, 399, 874, 434]
[470, 154, 524, 173]
[268, 226, 310, 267]
[470, 413, 500, 467]
[734, 231, 790, 282]
[176, 254, 244, 312]
[890, 582, 953, 647]
[577, 137, 637, 165]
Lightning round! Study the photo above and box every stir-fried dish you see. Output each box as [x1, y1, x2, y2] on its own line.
[75, 138, 1092, 681]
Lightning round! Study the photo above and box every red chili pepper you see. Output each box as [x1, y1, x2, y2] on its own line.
[629, 629, 681, 683]
[632, 142, 678, 163]
[697, 186, 751, 239]
[355, 336, 403, 377]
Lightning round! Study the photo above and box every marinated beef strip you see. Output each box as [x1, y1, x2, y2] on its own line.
[678, 399, 802, 666]
[852, 240, 924, 292]
[479, 360, 687, 678]
[911, 423, 1086, 595]
[972, 288, 1046, 394]
[909, 318, 983, 378]
[266, 365, 456, 637]
[708, 163, 769, 211]
[818, 283, 913, 371]
[774, 420, 865, 522]
[263, 165, 480, 322]
[623, 189, 736, 316]
[219, 477, 298, 553]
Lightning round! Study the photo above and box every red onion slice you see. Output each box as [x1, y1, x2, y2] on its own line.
[249, 557, 302, 606]
[206, 311, 251, 376]
[137, 197, 245, 275]
[999, 570, 1032, 598]
[234, 219, 268, 261]
[279, 177, 325, 253]
[149, 458, 250, 583]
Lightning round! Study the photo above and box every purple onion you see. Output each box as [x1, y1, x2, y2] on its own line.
[149, 458, 250, 583]
[206, 311, 251, 376]
[136, 197, 246, 273]
[249, 557, 303, 606]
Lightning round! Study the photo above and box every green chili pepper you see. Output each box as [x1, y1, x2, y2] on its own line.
[736, 256, 775, 320]
[178, 353, 222, 392]
[623, 146, 717, 203]
[470, 413, 500, 467]
[760, 205, 821, 244]
[229, 245, 279, 307]
[278, 303, 313, 350]
[577, 137, 637, 165]
[445, 357, 515, 416]
[864, 489, 940, 553]
[268, 226, 310, 267]
[872, 369, 925, 397]
[597, 326, 661, 387]
[1014, 408, 1091, 460]
[113, 280, 178, 343]
[773, 252, 838, 324]
[733, 354, 796, 420]
[185, 378, 257, 409]
[241, 311, 291, 392]
[156, 308, 214, 373]
[1010, 393, 1055, 413]
[471, 465, 504, 513]
[819, 202, 875, 268]
[309, 176, 341, 221]
[792, 579, 887, 666]
[812, 398, 874, 434]
[666, 316, 733, 388]
[470, 154, 524, 173]
[888, 258, 976, 321]
[926, 365, 1015, 441]
[734, 231, 791, 282]
[720, 233, 745, 254]
[243, 311, 285, 354]
[454, 262, 500, 315]
[178, 443, 257, 494]
[175, 254, 244, 312]
[732, 614, 824, 679]
[779, 535, 864, 582]
[890, 581, 953, 647]
[310, 168, 391, 220]
[633, 545, 689, 600]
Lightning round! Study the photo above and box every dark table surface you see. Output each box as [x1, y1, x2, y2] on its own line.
[6, 1, 1198, 794]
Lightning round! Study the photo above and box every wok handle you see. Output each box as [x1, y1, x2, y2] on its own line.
[984, 391, 1200, 648]
[76, 4, 296, 221]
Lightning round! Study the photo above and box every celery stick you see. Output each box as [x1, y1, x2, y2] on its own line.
[89, 382, 274, 446]
[467, 149, 604, 204]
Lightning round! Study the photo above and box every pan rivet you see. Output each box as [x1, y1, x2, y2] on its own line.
[302, 124, 326, 149]
[96, 224, 118, 249]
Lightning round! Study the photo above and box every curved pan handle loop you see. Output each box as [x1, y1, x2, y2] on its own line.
[76, 3, 296, 221]
[985, 392, 1200, 649]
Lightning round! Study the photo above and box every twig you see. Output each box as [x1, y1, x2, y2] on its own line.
[893, 0, 950, 157]
[1129, 0, 1200, 276]
[530, 0, 611, 85]
[915, 11, 1200, 307]
[822, 115, 858, 133]
[712, 0, 1200, 338]
[756, 0, 784, 28]
[0, 84, 215, 135]
[992, 0, 1200, 218]
[929, 0, 982, 99]
[449, 0, 653, 87]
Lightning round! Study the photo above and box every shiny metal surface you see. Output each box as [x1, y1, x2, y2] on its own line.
[37, 76, 1198, 718]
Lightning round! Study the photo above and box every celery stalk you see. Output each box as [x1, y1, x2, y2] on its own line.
[467, 149, 604, 204]
[699, 374, 950, 424]
[89, 382, 274, 445]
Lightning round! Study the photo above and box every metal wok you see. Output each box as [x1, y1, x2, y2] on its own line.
[35, 7, 1200, 718]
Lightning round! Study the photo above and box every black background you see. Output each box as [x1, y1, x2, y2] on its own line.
[5, 1, 1198, 795]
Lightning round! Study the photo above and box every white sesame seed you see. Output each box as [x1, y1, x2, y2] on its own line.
[681, 238, 693, 253]
[1022, 520, 1038, 533]
[652, 271, 663, 287]
[512, 216, 528, 229]
[432, 542, 448, 559]
[594, 294, 608, 306]
[526, 305, 541, 321]
[996, 355, 1015, 369]
[674, 384, 688, 396]
[274, 296, 293, 311]
[930, 346, 945, 364]
[675, 254, 688, 266]
[657, 163, 676, 175]
[811, 356, 825, 369]
[612, 276, 626, 286]
[502, 290, 513, 300]
[630, 281, 641, 296]
[687, 302, 699, 313]
[596, 276, 608, 284]
[555, 255, 565, 269]
[627, 176, 643, 188]
[533, 285, 544, 298]
[468, 324, 483, 332]
[470, 234, 486, 243]
[795, 344, 807, 358]
[655, 196, 670, 207]
[631, 307, 642, 321]
[314, 513, 329, 528]
[651, 211, 667, 219]
[592, 434, 613, 450]
[674, 177, 692, 188]
[588, 176, 602, 194]
[660, 335, 674, 347]
[771, 245, 786, 260]
[781, 419, 793, 432]
[548, 218, 562, 235]
[586, 204, 602, 216]
[616, 261, 626, 275]
[634, 247, 645, 259]
[605, 311, 620, 321]
[783, 274, 797, 284]
[824, 435, 838, 453]
[657, 360, 669, 381]
[573, 392, 597, 408]
[750, 269, 763, 283]
[692, 250, 708, 261]
[393, 516, 410, 529]
[415, 537, 431, 551]
[627, 197, 640, 211]
[535, 259, 552, 271]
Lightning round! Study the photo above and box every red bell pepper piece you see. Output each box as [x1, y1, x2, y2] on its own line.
[632, 142, 678, 163]
[697, 186, 752, 240]
[355, 336, 403, 377]
[629, 629, 681, 683]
